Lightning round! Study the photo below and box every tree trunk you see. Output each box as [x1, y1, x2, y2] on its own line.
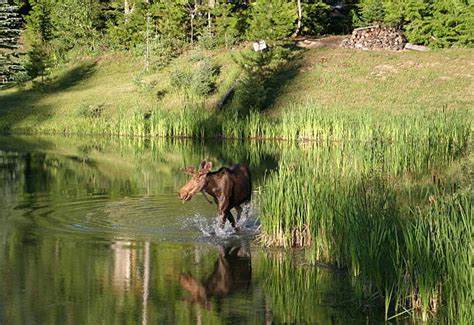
[124, 0, 130, 15]
[293, 0, 303, 37]
[208, 0, 215, 29]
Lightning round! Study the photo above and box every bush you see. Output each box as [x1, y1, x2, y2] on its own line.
[77, 103, 104, 119]
[231, 47, 295, 113]
[170, 58, 220, 97]
[191, 59, 220, 96]
[247, 0, 297, 42]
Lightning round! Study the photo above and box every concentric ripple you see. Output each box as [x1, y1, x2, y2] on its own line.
[14, 192, 259, 243]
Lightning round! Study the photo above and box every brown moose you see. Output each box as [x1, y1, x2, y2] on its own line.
[179, 244, 251, 309]
[178, 160, 252, 230]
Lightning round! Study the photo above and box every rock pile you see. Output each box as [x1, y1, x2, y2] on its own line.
[341, 24, 407, 51]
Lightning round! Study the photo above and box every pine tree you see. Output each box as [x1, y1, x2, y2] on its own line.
[151, 0, 191, 42]
[24, 0, 53, 82]
[301, 0, 331, 35]
[213, 2, 240, 48]
[0, 0, 23, 88]
[247, 0, 297, 42]
[50, 0, 101, 55]
[357, 0, 386, 25]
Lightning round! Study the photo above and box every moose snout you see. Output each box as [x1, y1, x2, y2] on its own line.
[178, 190, 191, 201]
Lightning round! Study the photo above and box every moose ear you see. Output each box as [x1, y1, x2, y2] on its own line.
[182, 166, 196, 175]
[199, 160, 212, 174]
[204, 161, 213, 171]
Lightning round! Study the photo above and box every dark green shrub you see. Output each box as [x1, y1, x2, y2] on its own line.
[190, 59, 220, 96]
[247, 0, 297, 42]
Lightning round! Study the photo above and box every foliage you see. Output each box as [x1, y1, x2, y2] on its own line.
[24, 0, 54, 44]
[212, 3, 242, 48]
[170, 57, 220, 97]
[23, 42, 51, 83]
[301, 0, 331, 35]
[49, 0, 101, 56]
[150, 0, 190, 41]
[232, 47, 295, 113]
[106, 2, 147, 51]
[357, 0, 386, 24]
[357, 0, 474, 47]
[247, 0, 297, 42]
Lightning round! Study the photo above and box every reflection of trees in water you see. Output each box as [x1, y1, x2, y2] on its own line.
[110, 240, 151, 325]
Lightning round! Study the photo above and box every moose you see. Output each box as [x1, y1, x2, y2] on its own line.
[179, 244, 251, 309]
[178, 160, 252, 230]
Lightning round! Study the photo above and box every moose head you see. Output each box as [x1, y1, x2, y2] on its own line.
[178, 160, 213, 201]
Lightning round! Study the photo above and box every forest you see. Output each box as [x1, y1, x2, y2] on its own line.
[1, 0, 473, 86]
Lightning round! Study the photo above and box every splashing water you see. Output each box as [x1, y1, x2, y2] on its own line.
[184, 203, 259, 241]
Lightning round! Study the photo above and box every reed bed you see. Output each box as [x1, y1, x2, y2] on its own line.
[11, 102, 470, 150]
[257, 139, 472, 322]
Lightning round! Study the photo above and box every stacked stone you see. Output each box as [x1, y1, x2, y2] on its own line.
[341, 24, 407, 51]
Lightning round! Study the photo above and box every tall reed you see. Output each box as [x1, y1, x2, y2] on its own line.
[258, 140, 472, 322]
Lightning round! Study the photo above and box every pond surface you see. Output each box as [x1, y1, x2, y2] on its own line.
[0, 136, 388, 324]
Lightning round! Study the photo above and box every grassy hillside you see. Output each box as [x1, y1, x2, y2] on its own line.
[0, 47, 472, 135]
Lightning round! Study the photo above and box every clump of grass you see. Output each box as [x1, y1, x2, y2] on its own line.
[258, 141, 472, 322]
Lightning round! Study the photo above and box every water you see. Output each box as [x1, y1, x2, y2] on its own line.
[1, 135, 417, 324]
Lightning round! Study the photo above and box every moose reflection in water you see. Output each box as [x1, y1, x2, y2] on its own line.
[178, 160, 252, 230]
[180, 243, 252, 309]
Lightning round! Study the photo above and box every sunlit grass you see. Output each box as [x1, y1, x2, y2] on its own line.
[257, 139, 472, 322]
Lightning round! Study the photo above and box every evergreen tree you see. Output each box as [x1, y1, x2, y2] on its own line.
[360, 0, 474, 47]
[23, 0, 54, 82]
[301, 0, 331, 35]
[106, 1, 148, 51]
[404, 0, 474, 47]
[213, 3, 240, 48]
[151, 1, 189, 41]
[0, 0, 23, 88]
[357, 0, 385, 25]
[25, 0, 53, 44]
[247, 0, 297, 42]
[50, 0, 101, 56]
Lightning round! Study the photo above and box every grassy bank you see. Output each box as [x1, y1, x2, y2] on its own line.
[0, 47, 472, 136]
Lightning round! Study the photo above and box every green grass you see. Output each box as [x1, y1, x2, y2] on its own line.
[257, 138, 472, 322]
[1, 48, 472, 136]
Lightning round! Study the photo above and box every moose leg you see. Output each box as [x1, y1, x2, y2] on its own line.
[218, 211, 226, 228]
[235, 205, 243, 222]
[225, 210, 236, 229]
[218, 196, 231, 228]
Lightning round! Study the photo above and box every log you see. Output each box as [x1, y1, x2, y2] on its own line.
[404, 43, 430, 51]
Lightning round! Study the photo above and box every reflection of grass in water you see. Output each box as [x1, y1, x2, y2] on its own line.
[0, 136, 281, 197]
[256, 252, 370, 323]
[258, 141, 472, 322]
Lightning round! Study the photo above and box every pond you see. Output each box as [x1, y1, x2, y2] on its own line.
[0, 135, 469, 324]
[0, 135, 381, 324]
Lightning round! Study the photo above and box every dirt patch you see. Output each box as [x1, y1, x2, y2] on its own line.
[295, 35, 345, 49]
[371, 64, 399, 79]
